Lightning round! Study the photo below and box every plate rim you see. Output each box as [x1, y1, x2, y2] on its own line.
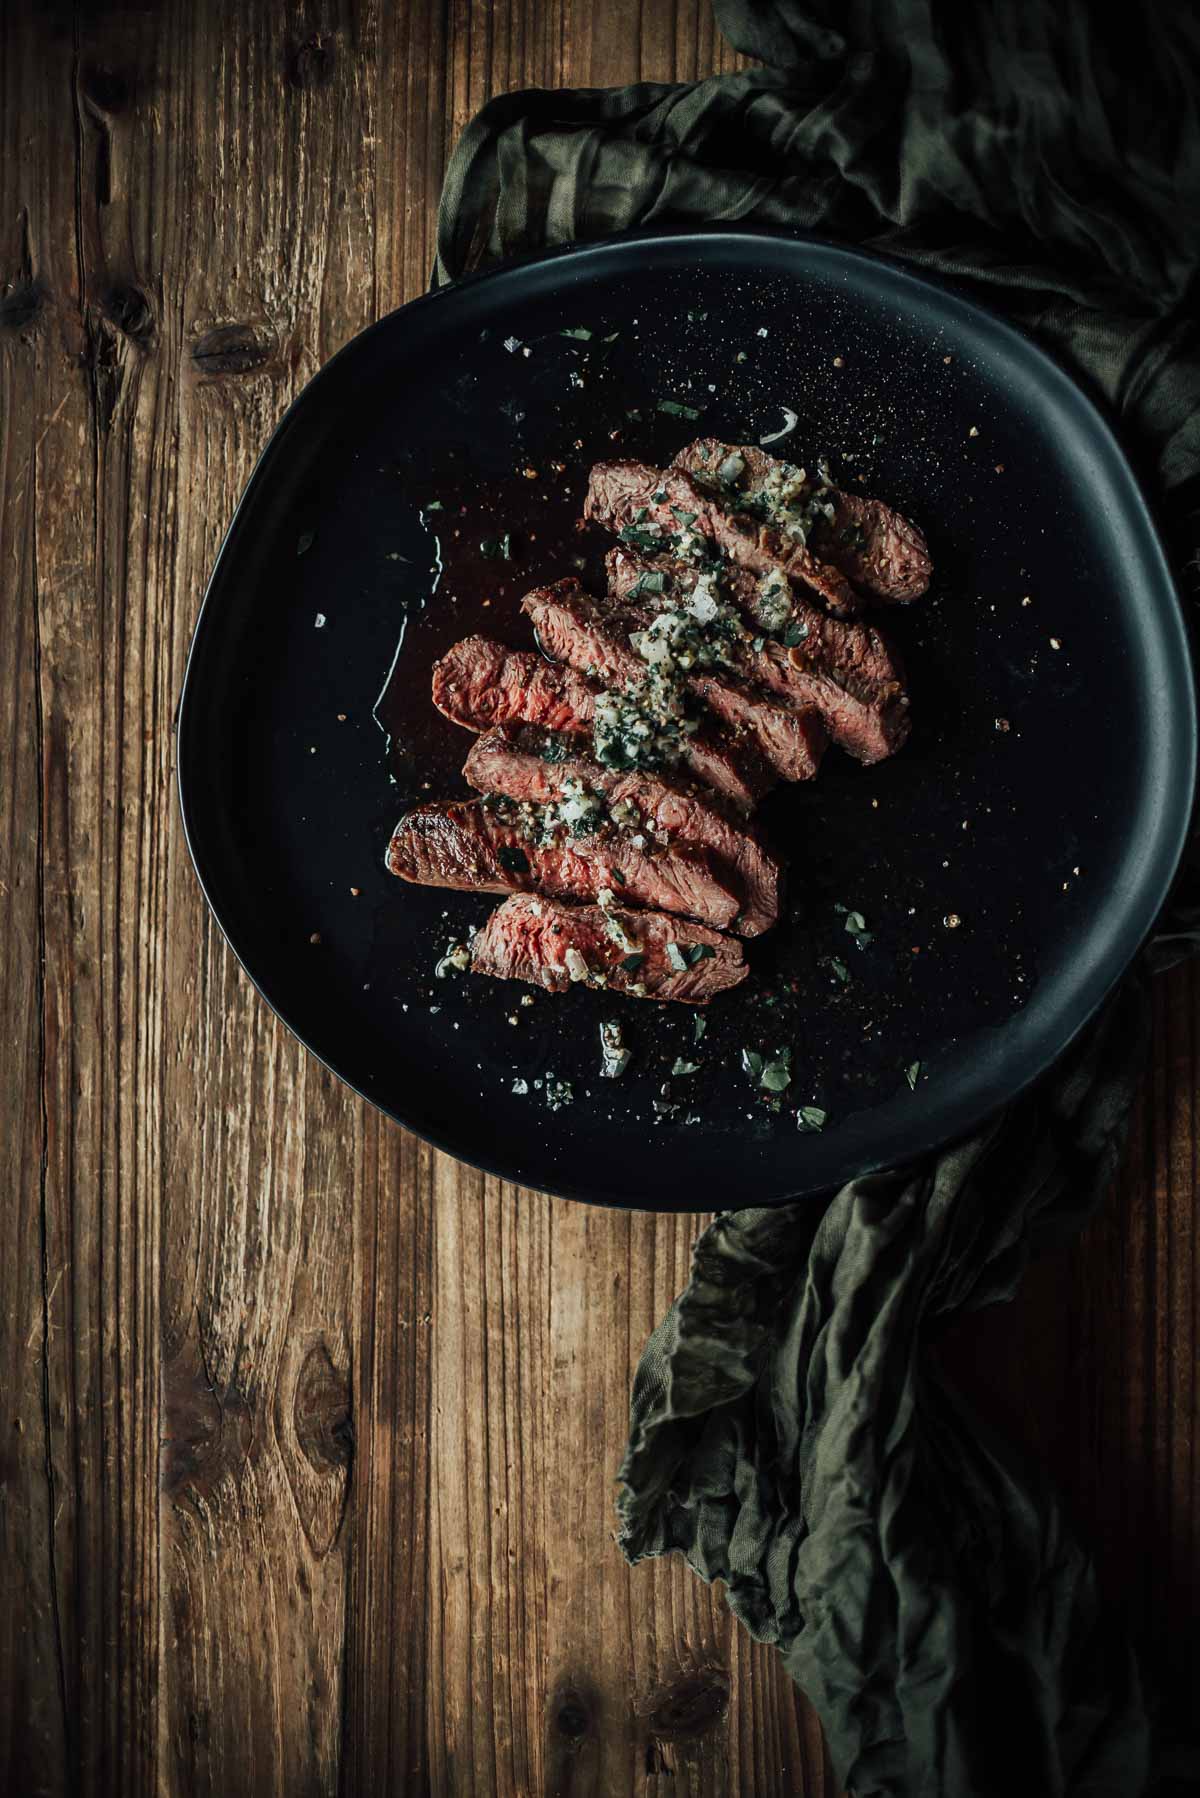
[176, 224, 1197, 1210]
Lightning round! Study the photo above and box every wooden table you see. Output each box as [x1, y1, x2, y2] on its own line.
[2, 4, 1195, 1792]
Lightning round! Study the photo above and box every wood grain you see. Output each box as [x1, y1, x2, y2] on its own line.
[0, 1, 1193, 1793]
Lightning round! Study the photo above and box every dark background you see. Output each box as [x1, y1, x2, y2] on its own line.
[1, 2, 1195, 1793]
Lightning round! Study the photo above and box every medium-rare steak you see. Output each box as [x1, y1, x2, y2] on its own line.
[471, 893, 747, 1005]
[431, 636, 598, 735]
[462, 724, 782, 936]
[673, 439, 932, 604]
[521, 580, 826, 783]
[584, 458, 862, 617]
[606, 548, 910, 764]
[386, 799, 740, 929]
[432, 631, 769, 811]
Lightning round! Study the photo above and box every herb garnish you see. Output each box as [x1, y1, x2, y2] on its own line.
[693, 1016, 707, 1043]
[297, 530, 315, 556]
[670, 506, 698, 526]
[905, 1061, 921, 1091]
[657, 399, 703, 420]
[480, 533, 514, 560]
[561, 326, 593, 341]
[671, 1058, 700, 1077]
[629, 571, 667, 598]
[782, 621, 810, 648]
[797, 1106, 828, 1132]
[424, 499, 445, 512]
[825, 956, 850, 984]
[844, 910, 875, 950]
[760, 1047, 793, 1093]
[619, 952, 645, 974]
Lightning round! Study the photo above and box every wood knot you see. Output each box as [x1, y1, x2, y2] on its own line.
[288, 33, 336, 89]
[1, 280, 47, 333]
[191, 322, 277, 378]
[102, 283, 155, 349]
[639, 1666, 730, 1741]
[553, 1692, 590, 1741]
[81, 65, 130, 118]
[294, 1341, 353, 1474]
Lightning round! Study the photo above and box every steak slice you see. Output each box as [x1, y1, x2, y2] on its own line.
[584, 458, 862, 617]
[521, 580, 825, 784]
[432, 631, 769, 812]
[462, 724, 782, 936]
[673, 439, 932, 604]
[607, 548, 910, 764]
[471, 893, 747, 1005]
[386, 799, 740, 929]
[432, 636, 598, 735]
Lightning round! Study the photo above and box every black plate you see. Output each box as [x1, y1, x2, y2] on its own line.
[177, 229, 1195, 1210]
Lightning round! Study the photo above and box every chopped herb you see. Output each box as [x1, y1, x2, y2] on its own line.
[752, 635, 766, 652]
[610, 867, 626, 886]
[666, 943, 688, 972]
[619, 952, 645, 974]
[693, 1015, 708, 1043]
[844, 910, 875, 949]
[671, 1058, 700, 1077]
[629, 570, 667, 598]
[497, 844, 530, 875]
[797, 1105, 828, 1132]
[424, 499, 445, 512]
[670, 506, 698, 526]
[685, 943, 716, 966]
[782, 621, 810, 647]
[626, 406, 644, 421]
[651, 489, 668, 504]
[760, 1049, 793, 1093]
[480, 533, 514, 560]
[619, 525, 674, 554]
[604, 331, 620, 343]
[826, 956, 850, 984]
[296, 529, 315, 556]
[540, 735, 569, 764]
[657, 399, 702, 420]
[906, 1061, 921, 1091]
[687, 309, 708, 322]
[561, 326, 593, 340]
[741, 1048, 764, 1079]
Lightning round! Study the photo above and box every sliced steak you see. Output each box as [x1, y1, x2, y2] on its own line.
[462, 724, 782, 936]
[471, 893, 747, 1005]
[584, 458, 862, 617]
[432, 636, 598, 735]
[521, 579, 825, 784]
[386, 799, 740, 929]
[607, 548, 910, 764]
[674, 439, 932, 603]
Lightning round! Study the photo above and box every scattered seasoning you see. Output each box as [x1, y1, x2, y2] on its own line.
[943, 354, 953, 364]
[544, 1076, 573, 1111]
[337, 712, 347, 721]
[349, 886, 361, 897]
[297, 529, 315, 556]
[1049, 636, 1062, 650]
[832, 356, 845, 368]
[512, 1077, 529, 1094]
[1021, 595, 1032, 606]
[797, 1106, 828, 1132]
[657, 398, 703, 420]
[687, 308, 708, 323]
[503, 335, 521, 353]
[480, 533, 514, 560]
[756, 326, 769, 338]
[314, 613, 326, 629]
[995, 716, 1011, 732]
[520, 993, 535, 1006]
[968, 425, 979, 438]
[522, 466, 539, 479]
[309, 932, 321, 945]
[825, 956, 850, 984]
[943, 912, 962, 929]
[735, 350, 748, 363]
[600, 1021, 632, 1080]
[760, 407, 799, 446]
[905, 1061, 921, 1091]
[435, 941, 470, 977]
[560, 326, 593, 341]
[994, 463, 1005, 474]
[424, 499, 445, 512]
[693, 1015, 707, 1043]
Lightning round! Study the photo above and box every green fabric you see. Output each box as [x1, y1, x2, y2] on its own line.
[435, 6, 1200, 1792]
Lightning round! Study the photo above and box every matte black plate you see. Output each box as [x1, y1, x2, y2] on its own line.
[178, 229, 1195, 1210]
